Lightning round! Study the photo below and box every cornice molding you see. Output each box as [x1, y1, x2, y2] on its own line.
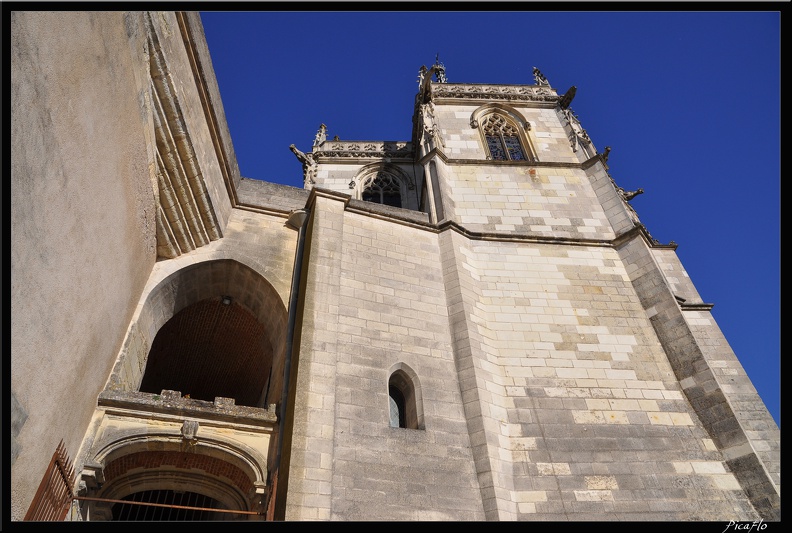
[313, 140, 414, 160]
[680, 302, 715, 311]
[430, 83, 561, 105]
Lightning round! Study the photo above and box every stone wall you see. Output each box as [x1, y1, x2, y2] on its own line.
[10, 11, 239, 519]
[285, 196, 485, 520]
[447, 235, 757, 519]
[11, 12, 159, 520]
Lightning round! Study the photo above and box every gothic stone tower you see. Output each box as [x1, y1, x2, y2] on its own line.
[280, 62, 780, 520]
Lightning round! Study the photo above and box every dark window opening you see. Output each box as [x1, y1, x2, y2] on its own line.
[389, 385, 406, 428]
[383, 192, 402, 208]
[362, 172, 402, 208]
[388, 368, 422, 430]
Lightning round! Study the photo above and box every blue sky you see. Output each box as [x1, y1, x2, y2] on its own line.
[200, 10, 780, 426]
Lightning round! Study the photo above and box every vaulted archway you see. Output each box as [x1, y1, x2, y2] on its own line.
[140, 296, 273, 407]
[80, 258, 289, 521]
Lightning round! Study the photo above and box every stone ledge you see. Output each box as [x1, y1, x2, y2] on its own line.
[98, 389, 278, 426]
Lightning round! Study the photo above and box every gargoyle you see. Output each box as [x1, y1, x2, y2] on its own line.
[620, 187, 644, 201]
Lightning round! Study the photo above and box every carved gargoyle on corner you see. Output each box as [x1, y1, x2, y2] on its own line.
[620, 187, 644, 202]
[289, 144, 316, 184]
[610, 175, 645, 225]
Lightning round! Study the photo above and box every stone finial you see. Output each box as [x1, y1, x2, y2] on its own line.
[533, 66, 550, 86]
[313, 123, 327, 148]
[421, 102, 443, 149]
[561, 107, 591, 153]
[418, 65, 428, 87]
[433, 54, 447, 83]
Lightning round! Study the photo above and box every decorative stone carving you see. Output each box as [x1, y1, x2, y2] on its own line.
[431, 84, 560, 103]
[313, 123, 327, 148]
[314, 140, 413, 160]
[533, 66, 550, 86]
[181, 419, 199, 442]
[432, 54, 447, 83]
[289, 144, 316, 184]
[420, 101, 444, 150]
[558, 86, 577, 109]
[353, 163, 415, 191]
[620, 187, 644, 201]
[610, 175, 644, 225]
[561, 107, 593, 154]
[361, 171, 403, 198]
[80, 462, 105, 491]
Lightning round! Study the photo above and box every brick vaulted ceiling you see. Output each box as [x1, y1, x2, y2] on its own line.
[139, 297, 273, 407]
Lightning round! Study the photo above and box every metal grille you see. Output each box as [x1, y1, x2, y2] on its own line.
[266, 469, 278, 521]
[24, 440, 75, 521]
[75, 494, 262, 520]
[111, 490, 237, 521]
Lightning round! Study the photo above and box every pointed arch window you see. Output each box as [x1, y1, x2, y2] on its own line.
[481, 114, 526, 161]
[361, 172, 402, 208]
[387, 366, 424, 430]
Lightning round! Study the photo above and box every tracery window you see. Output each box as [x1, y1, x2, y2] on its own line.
[481, 113, 526, 161]
[361, 172, 402, 208]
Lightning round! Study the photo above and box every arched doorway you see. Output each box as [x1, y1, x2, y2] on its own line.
[81, 447, 265, 521]
[79, 258, 288, 521]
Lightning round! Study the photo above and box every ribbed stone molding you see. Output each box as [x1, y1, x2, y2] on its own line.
[148, 14, 221, 259]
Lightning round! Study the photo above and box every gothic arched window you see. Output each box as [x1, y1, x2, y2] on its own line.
[388, 367, 423, 430]
[361, 172, 402, 208]
[481, 113, 526, 161]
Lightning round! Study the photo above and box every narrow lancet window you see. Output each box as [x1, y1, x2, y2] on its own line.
[388, 367, 423, 430]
